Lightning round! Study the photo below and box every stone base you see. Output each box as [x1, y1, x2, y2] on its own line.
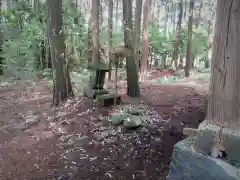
[168, 139, 240, 180]
[195, 120, 240, 165]
[96, 93, 121, 106]
[83, 86, 108, 98]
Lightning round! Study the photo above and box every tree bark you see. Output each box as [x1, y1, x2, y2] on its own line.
[156, 1, 161, 25]
[185, 0, 194, 77]
[150, 0, 156, 24]
[87, 1, 92, 63]
[172, 2, 176, 31]
[179, 54, 184, 68]
[134, 0, 143, 70]
[207, 0, 240, 128]
[140, 0, 153, 80]
[164, 1, 169, 36]
[115, 0, 119, 31]
[47, 0, 74, 106]
[183, 0, 188, 24]
[195, 0, 203, 28]
[172, 0, 183, 70]
[108, 0, 113, 80]
[123, 0, 140, 97]
[100, 0, 104, 26]
[91, 0, 100, 64]
[205, 0, 215, 68]
[0, 0, 3, 74]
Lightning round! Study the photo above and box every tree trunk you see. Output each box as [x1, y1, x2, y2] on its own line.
[205, 27, 212, 69]
[156, 2, 161, 25]
[205, 0, 215, 68]
[185, 0, 194, 77]
[148, 47, 153, 69]
[150, 0, 156, 24]
[123, 0, 140, 97]
[134, 0, 143, 71]
[164, 1, 169, 36]
[108, 0, 113, 80]
[91, 0, 100, 64]
[140, 0, 153, 80]
[162, 54, 167, 67]
[195, 0, 203, 28]
[179, 54, 184, 68]
[172, 2, 176, 31]
[172, 0, 183, 70]
[207, 0, 240, 128]
[0, 0, 8, 74]
[115, 0, 119, 31]
[183, 0, 188, 23]
[0, 0, 3, 74]
[100, 0, 104, 26]
[87, 1, 92, 63]
[47, 0, 74, 106]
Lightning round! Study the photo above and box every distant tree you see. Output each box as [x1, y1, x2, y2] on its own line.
[185, 0, 194, 77]
[99, 0, 104, 26]
[172, 0, 183, 69]
[164, 1, 169, 36]
[140, 0, 153, 80]
[115, 0, 120, 31]
[87, 0, 93, 63]
[0, 0, 3, 74]
[205, 0, 215, 68]
[122, 0, 140, 97]
[134, 0, 143, 70]
[91, 0, 100, 64]
[108, 0, 113, 80]
[195, 0, 203, 28]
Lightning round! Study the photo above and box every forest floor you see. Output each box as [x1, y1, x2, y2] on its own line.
[0, 70, 208, 180]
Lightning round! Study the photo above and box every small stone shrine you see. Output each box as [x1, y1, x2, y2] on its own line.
[84, 62, 121, 106]
[84, 63, 110, 98]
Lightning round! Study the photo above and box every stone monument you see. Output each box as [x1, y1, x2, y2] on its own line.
[167, 123, 240, 180]
[84, 62, 121, 106]
[83, 63, 110, 98]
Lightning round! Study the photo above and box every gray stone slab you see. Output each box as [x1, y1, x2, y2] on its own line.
[168, 139, 240, 180]
[95, 93, 121, 106]
[195, 121, 240, 165]
[83, 86, 108, 98]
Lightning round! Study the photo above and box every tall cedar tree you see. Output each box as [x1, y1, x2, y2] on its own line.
[185, 0, 194, 77]
[206, 0, 240, 128]
[140, 0, 153, 80]
[91, 0, 100, 64]
[108, 0, 113, 80]
[122, 0, 140, 97]
[134, 0, 143, 70]
[172, 0, 183, 69]
[47, 0, 74, 106]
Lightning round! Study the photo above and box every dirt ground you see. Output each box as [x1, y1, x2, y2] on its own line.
[0, 78, 208, 180]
